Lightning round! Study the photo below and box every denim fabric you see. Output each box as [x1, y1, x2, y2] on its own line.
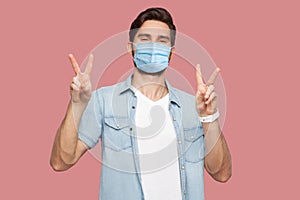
[78, 74, 205, 200]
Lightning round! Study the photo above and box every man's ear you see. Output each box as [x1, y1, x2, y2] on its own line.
[169, 46, 175, 61]
[127, 42, 133, 54]
[127, 42, 135, 57]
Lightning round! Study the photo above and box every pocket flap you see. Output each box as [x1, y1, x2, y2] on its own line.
[104, 117, 129, 130]
[184, 126, 203, 142]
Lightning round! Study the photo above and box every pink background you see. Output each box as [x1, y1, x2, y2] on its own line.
[1, 0, 299, 199]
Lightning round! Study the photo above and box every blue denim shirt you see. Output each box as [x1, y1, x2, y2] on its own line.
[78, 75, 205, 200]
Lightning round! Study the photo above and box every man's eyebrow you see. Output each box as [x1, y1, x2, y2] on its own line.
[137, 33, 151, 38]
[158, 35, 170, 40]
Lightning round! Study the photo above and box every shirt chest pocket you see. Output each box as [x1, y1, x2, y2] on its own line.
[183, 126, 205, 163]
[103, 117, 132, 151]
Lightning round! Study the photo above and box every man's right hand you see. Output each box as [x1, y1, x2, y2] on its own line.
[68, 54, 94, 104]
[50, 53, 93, 171]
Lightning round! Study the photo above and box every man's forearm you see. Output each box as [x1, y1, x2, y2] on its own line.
[50, 101, 86, 170]
[202, 120, 232, 182]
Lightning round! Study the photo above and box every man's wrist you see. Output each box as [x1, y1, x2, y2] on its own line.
[198, 108, 220, 123]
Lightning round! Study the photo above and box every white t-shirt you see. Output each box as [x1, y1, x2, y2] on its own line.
[134, 88, 182, 200]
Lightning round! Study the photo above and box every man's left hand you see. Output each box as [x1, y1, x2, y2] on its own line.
[195, 64, 220, 116]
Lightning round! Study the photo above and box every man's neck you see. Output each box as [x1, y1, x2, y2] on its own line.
[131, 68, 168, 101]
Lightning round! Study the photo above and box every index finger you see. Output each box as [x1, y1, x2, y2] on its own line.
[68, 54, 81, 75]
[206, 68, 221, 85]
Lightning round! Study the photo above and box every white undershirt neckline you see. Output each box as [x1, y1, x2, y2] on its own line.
[133, 87, 169, 104]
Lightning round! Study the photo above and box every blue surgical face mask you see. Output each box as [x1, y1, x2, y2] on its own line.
[133, 42, 172, 74]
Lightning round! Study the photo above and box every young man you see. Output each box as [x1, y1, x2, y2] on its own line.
[50, 7, 232, 200]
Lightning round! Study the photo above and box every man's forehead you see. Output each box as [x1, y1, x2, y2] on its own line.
[136, 20, 171, 37]
[136, 27, 170, 37]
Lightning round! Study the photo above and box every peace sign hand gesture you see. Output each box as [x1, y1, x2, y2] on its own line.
[196, 64, 220, 117]
[69, 54, 94, 104]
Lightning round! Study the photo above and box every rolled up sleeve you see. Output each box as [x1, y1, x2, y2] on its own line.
[78, 90, 103, 149]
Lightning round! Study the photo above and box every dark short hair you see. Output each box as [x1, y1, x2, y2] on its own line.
[129, 7, 176, 46]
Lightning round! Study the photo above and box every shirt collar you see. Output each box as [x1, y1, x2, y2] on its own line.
[165, 79, 181, 108]
[117, 74, 134, 94]
[117, 74, 181, 108]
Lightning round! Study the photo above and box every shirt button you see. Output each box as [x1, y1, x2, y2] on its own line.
[130, 127, 133, 131]
[173, 117, 176, 121]
[132, 106, 135, 109]
[181, 165, 185, 170]
[178, 140, 182, 144]
[116, 124, 120, 128]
